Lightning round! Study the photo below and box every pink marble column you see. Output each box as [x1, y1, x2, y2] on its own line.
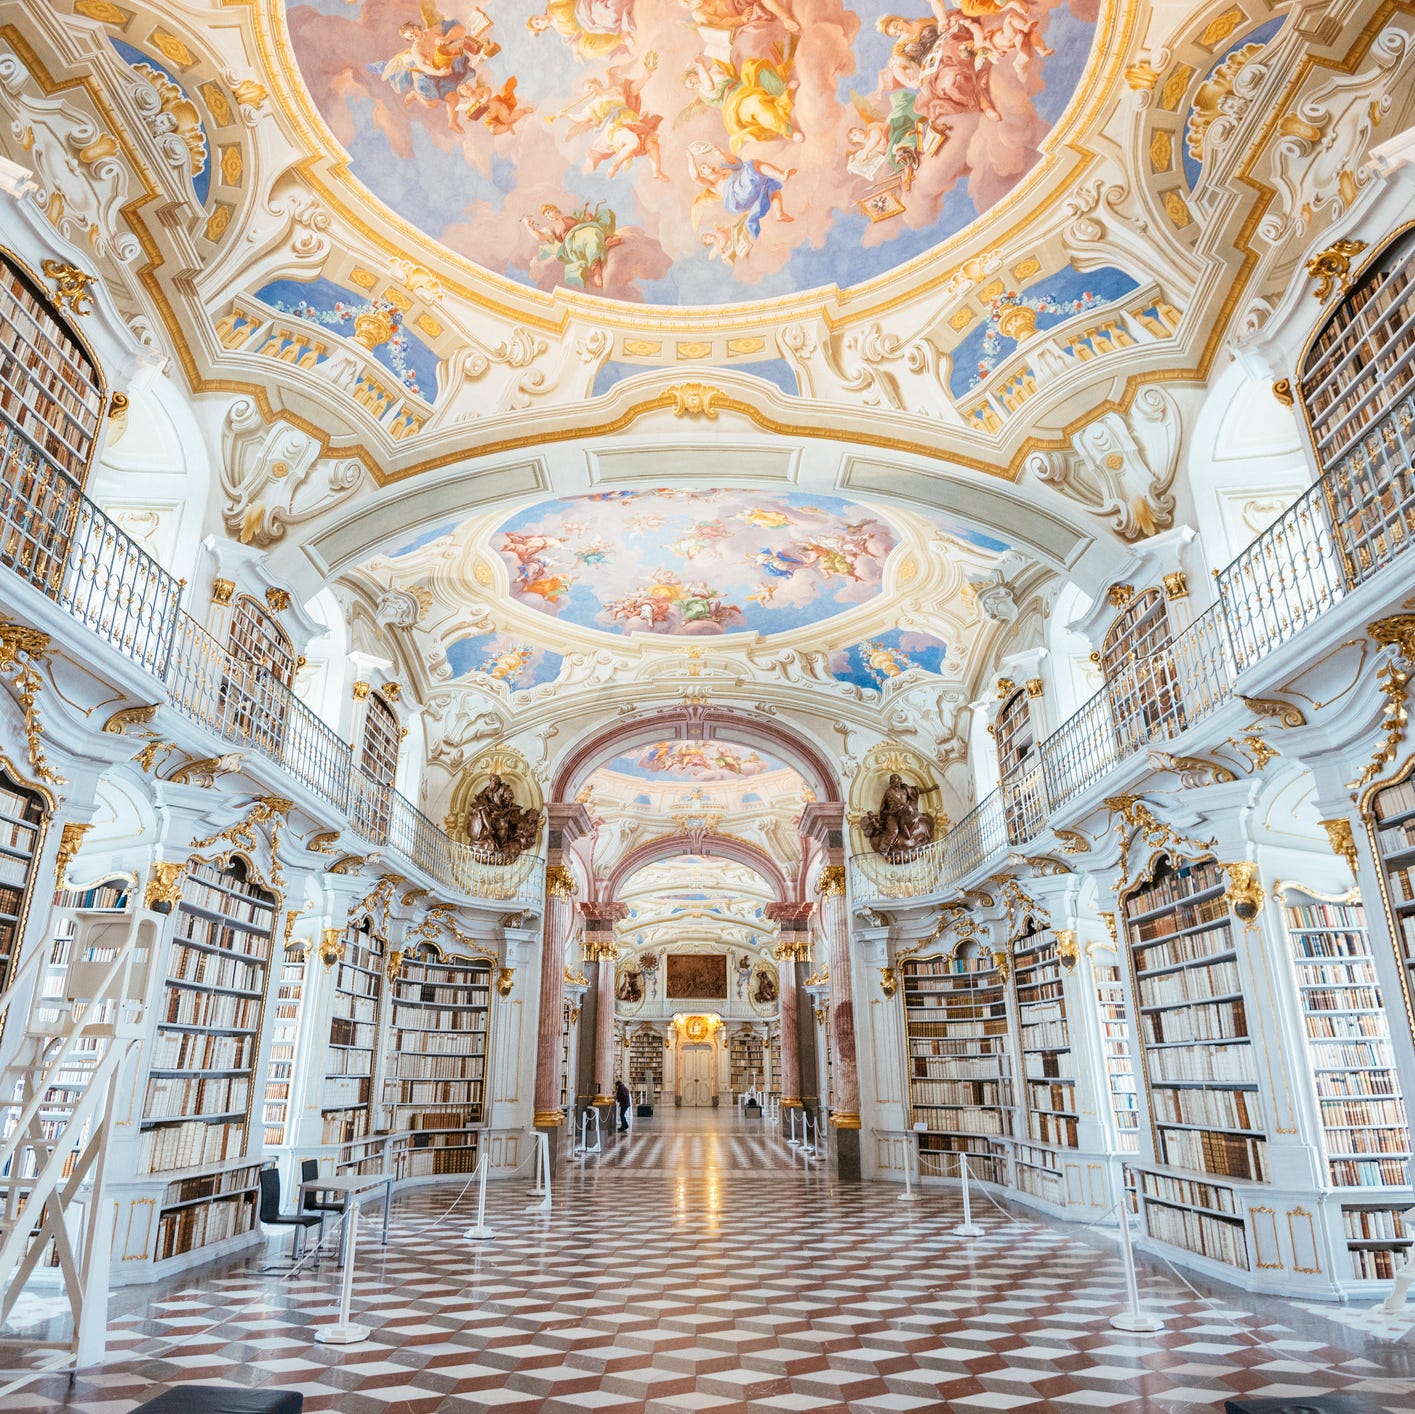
[533, 866, 577, 1127]
[765, 901, 814, 1112]
[533, 804, 590, 1131]
[581, 901, 628, 1103]
[816, 869, 860, 1126]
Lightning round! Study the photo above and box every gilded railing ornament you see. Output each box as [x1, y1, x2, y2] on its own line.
[168, 752, 244, 787]
[41, 260, 96, 316]
[1320, 818, 1360, 877]
[102, 703, 161, 735]
[0, 622, 63, 786]
[307, 830, 341, 854]
[1052, 827, 1090, 854]
[143, 860, 187, 910]
[1306, 238, 1367, 302]
[190, 796, 293, 887]
[1349, 616, 1415, 791]
[1240, 695, 1307, 728]
[54, 821, 93, 887]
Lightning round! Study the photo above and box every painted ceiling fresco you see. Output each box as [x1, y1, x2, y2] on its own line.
[603, 739, 788, 781]
[829, 628, 949, 689]
[444, 631, 564, 689]
[284, 0, 1100, 305]
[494, 488, 897, 636]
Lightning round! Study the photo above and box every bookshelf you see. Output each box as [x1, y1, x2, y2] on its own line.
[0, 768, 46, 992]
[388, 946, 490, 1176]
[1124, 856, 1268, 1184]
[769, 1030, 781, 1096]
[628, 1027, 662, 1099]
[560, 1001, 573, 1113]
[1094, 958, 1140, 1153]
[1013, 925, 1078, 1150]
[261, 942, 305, 1147]
[1370, 772, 1415, 1037]
[1102, 590, 1181, 749]
[141, 857, 273, 1264]
[996, 688, 1041, 844]
[902, 944, 1014, 1184]
[322, 917, 383, 1147]
[0, 257, 103, 483]
[729, 1030, 764, 1095]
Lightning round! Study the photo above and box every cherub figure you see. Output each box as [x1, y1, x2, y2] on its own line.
[455, 75, 536, 135]
[371, 1, 500, 131]
[550, 57, 668, 181]
[687, 141, 795, 238]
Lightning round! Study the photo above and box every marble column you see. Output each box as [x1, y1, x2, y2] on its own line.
[766, 900, 813, 1138]
[533, 864, 578, 1128]
[581, 901, 629, 1108]
[533, 803, 590, 1172]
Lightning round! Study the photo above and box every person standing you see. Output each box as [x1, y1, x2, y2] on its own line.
[614, 1078, 631, 1133]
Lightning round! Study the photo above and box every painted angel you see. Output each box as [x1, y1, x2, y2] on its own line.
[527, 0, 635, 62]
[522, 201, 622, 290]
[550, 58, 668, 181]
[845, 90, 927, 187]
[370, 1, 500, 131]
[687, 140, 795, 237]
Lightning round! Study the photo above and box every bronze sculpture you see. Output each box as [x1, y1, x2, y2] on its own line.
[464, 773, 543, 858]
[861, 772, 935, 860]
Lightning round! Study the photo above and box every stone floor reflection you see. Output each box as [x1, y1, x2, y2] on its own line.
[8, 1107, 1415, 1412]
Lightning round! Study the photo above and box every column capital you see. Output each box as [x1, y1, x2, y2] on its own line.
[764, 900, 814, 924]
[580, 900, 630, 924]
[799, 801, 845, 850]
[545, 863, 578, 898]
[546, 802, 593, 851]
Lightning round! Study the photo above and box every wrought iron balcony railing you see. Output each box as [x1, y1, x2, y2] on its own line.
[0, 431, 542, 908]
[852, 395, 1415, 903]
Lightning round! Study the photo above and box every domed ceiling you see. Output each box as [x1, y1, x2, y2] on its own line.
[284, 0, 1100, 304]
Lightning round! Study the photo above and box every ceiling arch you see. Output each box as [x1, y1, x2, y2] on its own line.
[607, 834, 789, 904]
[552, 705, 842, 804]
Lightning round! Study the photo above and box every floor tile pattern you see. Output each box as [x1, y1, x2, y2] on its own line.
[5, 1111, 1415, 1413]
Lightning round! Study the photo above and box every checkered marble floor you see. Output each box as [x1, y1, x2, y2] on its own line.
[6, 1108, 1415, 1413]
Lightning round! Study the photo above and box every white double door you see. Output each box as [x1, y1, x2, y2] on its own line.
[680, 1045, 714, 1106]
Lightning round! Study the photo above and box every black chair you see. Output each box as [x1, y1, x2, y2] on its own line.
[299, 1157, 344, 1237]
[132, 1388, 302, 1413]
[1225, 1398, 1389, 1413]
[258, 1167, 320, 1265]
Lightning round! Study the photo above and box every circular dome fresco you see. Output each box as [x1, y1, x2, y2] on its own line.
[493, 487, 896, 636]
[284, 0, 1100, 305]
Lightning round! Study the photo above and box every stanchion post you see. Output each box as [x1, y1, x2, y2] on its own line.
[899, 1135, 916, 1202]
[952, 1152, 982, 1237]
[527, 1129, 552, 1213]
[464, 1151, 495, 1240]
[1111, 1171, 1164, 1332]
[787, 1108, 799, 1148]
[317, 1204, 370, 1345]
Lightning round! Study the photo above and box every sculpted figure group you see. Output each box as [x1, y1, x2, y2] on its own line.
[862, 772, 936, 860]
[464, 773, 543, 859]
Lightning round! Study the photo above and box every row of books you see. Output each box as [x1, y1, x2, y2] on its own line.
[0, 780, 42, 823]
[1292, 934, 1375, 963]
[913, 1108, 1007, 1135]
[149, 1025, 253, 1075]
[1323, 1125, 1412, 1157]
[395, 1030, 491, 1056]
[1305, 986, 1384, 1013]
[906, 1023, 1009, 1044]
[1332, 1156, 1410, 1187]
[333, 967, 380, 1001]
[910, 1056, 1007, 1080]
[1144, 1200, 1248, 1268]
[1305, 1012, 1396, 1040]
[180, 880, 274, 927]
[1317, 1068, 1401, 1097]
[0, 819, 38, 855]
[903, 957, 997, 978]
[1139, 958, 1241, 1010]
[1023, 1053, 1071, 1081]
[1131, 902, 1230, 950]
[324, 1045, 373, 1076]
[396, 1080, 485, 1105]
[1375, 776, 1415, 827]
[1140, 1169, 1240, 1214]
[390, 1007, 489, 1031]
[1376, 818, 1415, 857]
[1350, 1247, 1411, 1280]
[1028, 1112, 1078, 1147]
[1343, 1207, 1414, 1240]
[391, 1055, 485, 1079]
[1019, 1019, 1069, 1051]
[162, 989, 259, 1031]
[0, 303, 100, 403]
[154, 1191, 256, 1262]
[1159, 1128, 1267, 1181]
[330, 1014, 375, 1048]
[1288, 900, 1368, 929]
[1292, 958, 1380, 985]
[162, 1164, 260, 1209]
[910, 1079, 1008, 1105]
[395, 985, 491, 1006]
[1025, 1081, 1076, 1113]
[1124, 860, 1224, 917]
[168, 945, 264, 995]
[144, 1075, 250, 1120]
[1142, 999, 1248, 1045]
[140, 1118, 248, 1173]
[404, 1108, 480, 1129]
[1153, 1086, 1259, 1131]
[1016, 1162, 1066, 1204]
[321, 1110, 370, 1145]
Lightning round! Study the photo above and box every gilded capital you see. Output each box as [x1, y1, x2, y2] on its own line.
[319, 927, 346, 966]
[1056, 929, 1079, 969]
[211, 578, 235, 607]
[1320, 818, 1359, 877]
[352, 680, 371, 701]
[497, 966, 516, 996]
[143, 860, 187, 910]
[54, 821, 93, 887]
[545, 864, 577, 898]
[814, 864, 846, 897]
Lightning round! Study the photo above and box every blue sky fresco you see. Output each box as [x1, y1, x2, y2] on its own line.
[444, 632, 562, 690]
[830, 629, 949, 690]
